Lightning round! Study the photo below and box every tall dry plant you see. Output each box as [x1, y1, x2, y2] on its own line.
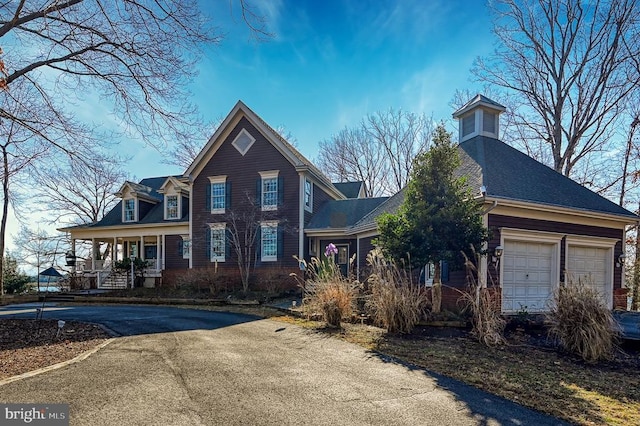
[365, 249, 429, 334]
[460, 250, 506, 347]
[292, 255, 359, 328]
[546, 276, 619, 363]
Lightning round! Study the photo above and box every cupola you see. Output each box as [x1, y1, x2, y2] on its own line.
[452, 94, 506, 142]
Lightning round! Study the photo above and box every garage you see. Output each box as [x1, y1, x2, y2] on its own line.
[502, 240, 555, 313]
[566, 245, 610, 307]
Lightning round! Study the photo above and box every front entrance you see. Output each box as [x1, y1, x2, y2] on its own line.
[336, 244, 349, 277]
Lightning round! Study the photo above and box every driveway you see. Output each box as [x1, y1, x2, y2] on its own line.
[0, 304, 567, 425]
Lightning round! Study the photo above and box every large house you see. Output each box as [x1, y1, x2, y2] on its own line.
[61, 96, 638, 312]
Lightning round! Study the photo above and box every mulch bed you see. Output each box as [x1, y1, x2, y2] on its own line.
[0, 319, 111, 380]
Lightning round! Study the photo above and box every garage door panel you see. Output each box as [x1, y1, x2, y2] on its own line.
[567, 246, 608, 303]
[502, 240, 555, 313]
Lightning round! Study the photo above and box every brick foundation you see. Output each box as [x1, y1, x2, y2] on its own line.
[613, 288, 629, 310]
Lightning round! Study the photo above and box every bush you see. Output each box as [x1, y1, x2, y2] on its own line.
[546, 276, 619, 363]
[294, 255, 359, 328]
[460, 251, 506, 347]
[365, 249, 429, 333]
[173, 269, 230, 295]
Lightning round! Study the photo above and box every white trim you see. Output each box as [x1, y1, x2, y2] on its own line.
[298, 173, 305, 260]
[231, 128, 256, 156]
[208, 175, 228, 214]
[189, 180, 193, 269]
[181, 234, 191, 260]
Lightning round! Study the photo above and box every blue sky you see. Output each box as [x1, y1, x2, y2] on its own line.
[7, 1, 498, 253]
[128, 0, 496, 178]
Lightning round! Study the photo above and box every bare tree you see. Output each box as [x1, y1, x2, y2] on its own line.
[317, 127, 387, 197]
[224, 192, 284, 293]
[474, 0, 640, 178]
[33, 153, 129, 227]
[317, 109, 433, 196]
[0, 1, 271, 295]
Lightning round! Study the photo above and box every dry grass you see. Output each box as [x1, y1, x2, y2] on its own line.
[293, 256, 359, 328]
[546, 276, 619, 363]
[459, 251, 506, 346]
[365, 249, 429, 333]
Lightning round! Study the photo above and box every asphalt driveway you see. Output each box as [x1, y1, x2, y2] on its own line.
[0, 304, 567, 425]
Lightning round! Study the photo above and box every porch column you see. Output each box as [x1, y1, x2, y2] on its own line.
[91, 238, 96, 270]
[157, 234, 161, 270]
[140, 236, 144, 260]
[162, 234, 166, 270]
[112, 237, 116, 264]
[71, 239, 76, 273]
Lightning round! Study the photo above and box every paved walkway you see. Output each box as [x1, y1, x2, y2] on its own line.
[1, 304, 567, 425]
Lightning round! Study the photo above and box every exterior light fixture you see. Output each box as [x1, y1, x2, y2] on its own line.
[617, 253, 627, 267]
[494, 245, 504, 258]
[65, 251, 77, 267]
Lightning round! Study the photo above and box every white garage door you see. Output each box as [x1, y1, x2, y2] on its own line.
[502, 240, 554, 312]
[567, 246, 609, 304]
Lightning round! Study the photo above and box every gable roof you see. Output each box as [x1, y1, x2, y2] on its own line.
[307, 197, 388, 231]
[185, 100, 345, 200]
[458, 136, 637, 220]
[333, 181, 365, 199]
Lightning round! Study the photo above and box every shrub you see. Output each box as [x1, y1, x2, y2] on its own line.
[293, 254, 359, 328]
[546, 276, 619, 363]
[173, 269, 230, 295]
[365, 249, 429, 333]
[460, 250, 506, 347]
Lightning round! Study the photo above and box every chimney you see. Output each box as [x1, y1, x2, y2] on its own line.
[452, 94, 506, 142]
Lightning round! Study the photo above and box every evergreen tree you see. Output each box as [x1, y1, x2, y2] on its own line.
[377, 124, 487, 312]
[3, 253, 30, 295]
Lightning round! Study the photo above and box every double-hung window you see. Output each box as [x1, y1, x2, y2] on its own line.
[208, 176, 227, 214]
[261, 222, 278, 262]
[209, 224, 226, 262]
[181, 237, 191, 260]
[166, 195, 179, 219]
[259, 171, 279, 211]
[124, 199, 136, 222]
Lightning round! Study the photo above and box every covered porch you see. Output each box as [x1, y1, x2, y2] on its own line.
[62, 223, 189, 289]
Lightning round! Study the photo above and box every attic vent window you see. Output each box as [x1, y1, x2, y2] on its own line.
[483, 111, 496, 134]
[232, 128, 256, 156]
[462, 114, 475, 137]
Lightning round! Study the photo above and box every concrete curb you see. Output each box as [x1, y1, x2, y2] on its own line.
[0, 337, 116, 387]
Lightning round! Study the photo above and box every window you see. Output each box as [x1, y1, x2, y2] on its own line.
[259, 170, 280, 211]
[208, 176, 228, 214]
[145, 245, 157, 260]
[209, 225, 226, 262]
[181, 237, 191, 260]
[261, 223, 278, 262]
[124, 199, 136, 222]
[304, 178, 313, 212]
[462, 113, 475, 137]
[483, 111, 496, 134]
[232, 128, 256, 156]
[166, 195, 179, 219]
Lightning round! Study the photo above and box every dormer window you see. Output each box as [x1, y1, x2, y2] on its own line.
[165, 195, 179, 220]
[123, 199, 136, 222]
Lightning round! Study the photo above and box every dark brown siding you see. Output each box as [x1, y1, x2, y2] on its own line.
[191, 117, 300, 271]
[488, 214, 624, 290]
[305, 181, 336, 226]
[165, 234, 189, 270]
